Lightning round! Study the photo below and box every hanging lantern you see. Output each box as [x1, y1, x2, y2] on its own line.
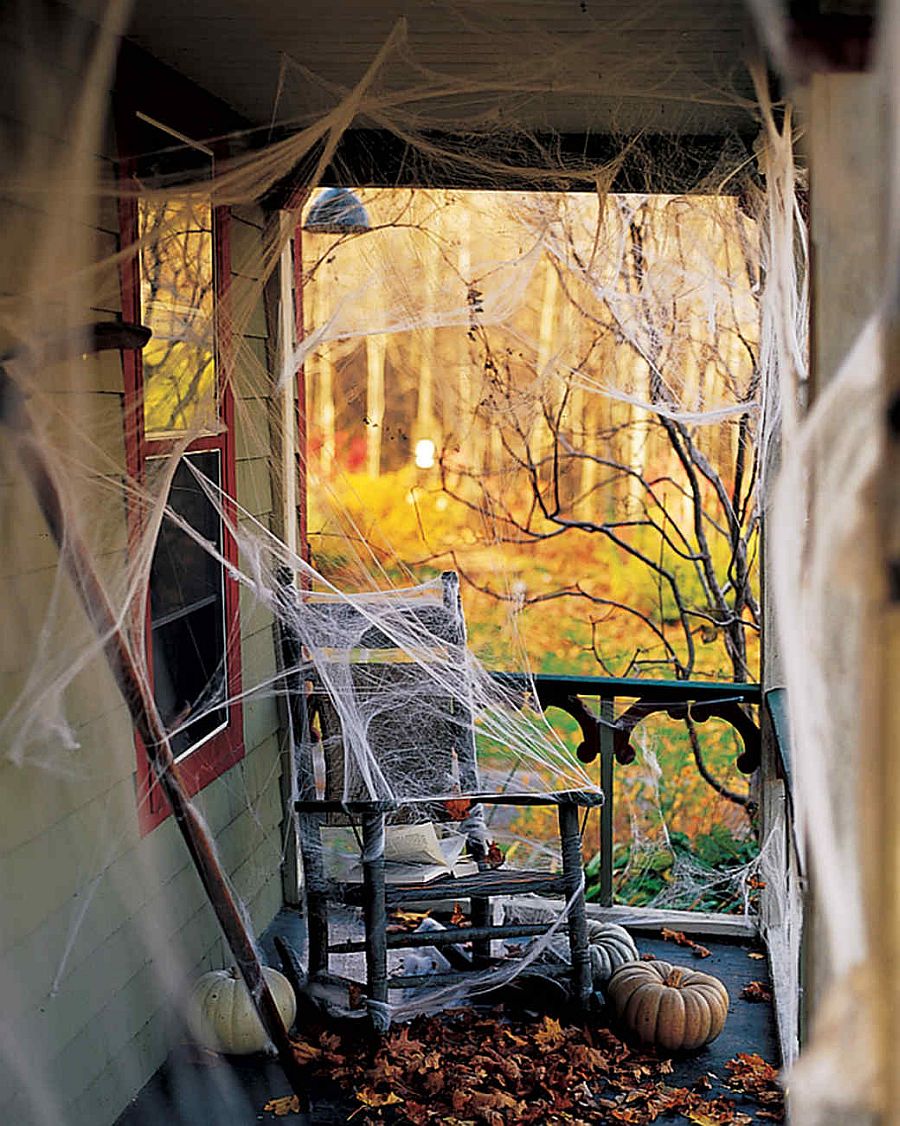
[304, 187, 371, 234]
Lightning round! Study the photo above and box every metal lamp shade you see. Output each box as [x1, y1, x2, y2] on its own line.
[304, 187, 371, 234]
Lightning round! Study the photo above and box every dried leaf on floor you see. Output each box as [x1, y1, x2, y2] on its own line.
[660, 928, 711, 958]
[263, 1094, 302, 1117]
[356, 1086, 404, 1107]
[289, 1037, 322, 1064]
[533, 1015, 565, 1048]
[740, 981, 773, 1003]
[725, 1053, 784, 1120]
[284, 991, 784, 1125]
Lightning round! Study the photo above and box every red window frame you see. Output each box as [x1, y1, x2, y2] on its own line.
[118, 123, 244, 834]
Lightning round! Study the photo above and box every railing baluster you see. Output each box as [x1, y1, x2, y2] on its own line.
[599, 694, 615, 907]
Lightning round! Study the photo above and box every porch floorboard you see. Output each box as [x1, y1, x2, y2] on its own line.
[114, 907, 779, 1125]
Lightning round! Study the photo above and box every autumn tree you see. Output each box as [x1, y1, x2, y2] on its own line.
[443, 194, 761, 809]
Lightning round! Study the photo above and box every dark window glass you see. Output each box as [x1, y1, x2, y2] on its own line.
[150, 451, 227, 758]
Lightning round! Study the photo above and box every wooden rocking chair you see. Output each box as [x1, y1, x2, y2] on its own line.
[277, 571, 603, 1031]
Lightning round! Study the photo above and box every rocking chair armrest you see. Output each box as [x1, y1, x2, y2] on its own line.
[294, 790, 603, 815]
[466, 789, 604, 809]
[294, 789, 603, 814]
[294, 798, 399, 814]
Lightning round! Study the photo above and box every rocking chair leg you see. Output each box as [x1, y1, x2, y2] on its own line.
[299, 813, 330, 978]
[361, 813, 390, 1033]
[558, 801, 592, 1011]
[470, 895, 492, 964]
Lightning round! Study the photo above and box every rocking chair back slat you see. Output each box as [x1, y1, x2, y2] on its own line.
[288, 572, 480, 819]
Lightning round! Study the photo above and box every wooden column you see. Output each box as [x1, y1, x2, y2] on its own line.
[878, 5, 900, 1114]
[804, 65, 888, 1120]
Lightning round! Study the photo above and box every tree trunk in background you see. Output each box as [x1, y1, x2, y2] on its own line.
[625, 400, 647, 512]
[415, 208, 440, 452]
[457, 205, 484, 474]
[365, 333, 386, 477]
[558, 284, 581, 512]
[535, 258, 560, 464]
[313, 275, 335, 477]
[317, 346, 336, 477]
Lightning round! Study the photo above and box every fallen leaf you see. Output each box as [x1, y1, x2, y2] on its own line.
[740, 980, 773, 1003]
[687, 1112, 737, 1126]
[263, 1094, 302, 1117]
[661, 927, 711, 958]
[356, 1086, 404, 1107]
[443, 798, 472, 821]
[289, 1037, 322, 1065]
[748, 951, 765, 960]
[392, 909, 431, 926]
[725, 1053, 784, 1118]
[533, 1015, 565, 1048]
[270, 984, 783, 1126]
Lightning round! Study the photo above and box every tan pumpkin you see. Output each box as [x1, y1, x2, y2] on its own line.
[607, 959, 729, 1051]
[189, 967, 297, 1055]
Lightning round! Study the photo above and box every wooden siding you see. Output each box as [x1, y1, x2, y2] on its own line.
[0, 29, 287, 1126]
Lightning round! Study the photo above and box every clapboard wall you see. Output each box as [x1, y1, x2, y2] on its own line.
[0, 10, 287, 1124]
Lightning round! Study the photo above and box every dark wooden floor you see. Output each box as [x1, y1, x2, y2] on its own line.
[115, 907, 779, 1125]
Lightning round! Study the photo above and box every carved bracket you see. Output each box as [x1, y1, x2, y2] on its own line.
[611, 698, 760, 775]
[533, 688, 602, 764]
[536, 689, 760, 777]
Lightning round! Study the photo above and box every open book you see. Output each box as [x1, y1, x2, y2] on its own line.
[346, 822, 479, 886]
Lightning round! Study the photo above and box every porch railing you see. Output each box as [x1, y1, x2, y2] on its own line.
[492, 673, 762, 906]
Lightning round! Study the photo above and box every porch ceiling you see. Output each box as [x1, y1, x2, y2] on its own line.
[120, 0, 758, 137]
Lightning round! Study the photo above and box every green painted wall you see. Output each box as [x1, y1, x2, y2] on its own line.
[0, 41, 289, 1124]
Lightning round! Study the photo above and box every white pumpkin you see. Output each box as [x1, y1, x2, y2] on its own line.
[189, 967, 296, 1055]
[540, 921, 639, 988]
[585, 922, 640, 986]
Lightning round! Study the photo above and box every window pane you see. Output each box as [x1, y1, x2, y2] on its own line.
[139, 194, 217, 437]
[150, 452, 227, 758]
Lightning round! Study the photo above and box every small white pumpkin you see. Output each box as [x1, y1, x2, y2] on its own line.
[585, 921, 640, 986]
[189, 967, 296, 1055]
[541, 921, 640, 988]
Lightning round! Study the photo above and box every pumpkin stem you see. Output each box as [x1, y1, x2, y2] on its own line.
[664, 968, 685, 989]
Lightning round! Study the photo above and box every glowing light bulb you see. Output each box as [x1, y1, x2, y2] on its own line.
[414, 439, 435, 469]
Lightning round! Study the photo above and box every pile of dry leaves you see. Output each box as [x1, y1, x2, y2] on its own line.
[264, 1009, 783, 1125]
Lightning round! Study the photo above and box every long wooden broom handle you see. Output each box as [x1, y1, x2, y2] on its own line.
[0, 326, 308, 1102]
